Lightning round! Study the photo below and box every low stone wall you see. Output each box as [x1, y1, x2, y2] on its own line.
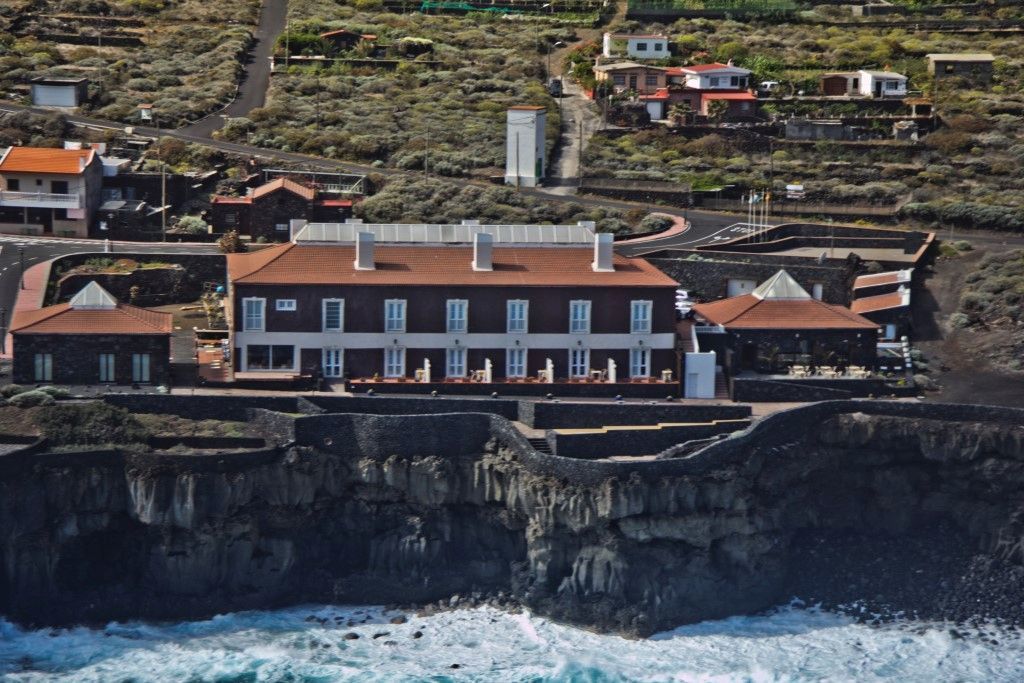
[346, 380, 678, 399]
[47, 253, 226, 306]
[549, 420, 751, 459]
[520, 401, 751, 429]
[103, 394, 303, 422]
[732, 377, 915, 402]
[306, 395, 520, 421]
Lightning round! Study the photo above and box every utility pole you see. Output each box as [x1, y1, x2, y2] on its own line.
[19, 247, 25, 290]
[577, 120, 583, 188]
[424, 124, 430, 176]
[515, 132, 520, 189]
[0, 306, 5, 355]
[315, 73, 321, 130]
[285, 17, 290, 69]
[158, 111, 166, 242]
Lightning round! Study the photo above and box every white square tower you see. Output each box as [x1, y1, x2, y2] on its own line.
[505, 105, 546, 188]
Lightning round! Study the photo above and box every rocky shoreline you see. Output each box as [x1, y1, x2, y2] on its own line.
[1, 400, 1023, 636]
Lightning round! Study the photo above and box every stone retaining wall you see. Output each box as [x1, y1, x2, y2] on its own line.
[549, 420, 751, 458]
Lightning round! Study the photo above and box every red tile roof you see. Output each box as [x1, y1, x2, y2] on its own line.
[683, 63, 732, 72]
[11, 303, 173, 335]
[211, 178, 316, 205]
[701, 91, 757, 101]
[0, 147, 95, 175]
[316, 199, 354, 207]
[693, 294, 878, 330]
[228, 243, 677, 288]
[853, 271, 911, 289]
[851, 292, 909, 314]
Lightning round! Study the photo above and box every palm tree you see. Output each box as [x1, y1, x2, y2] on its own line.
[667, 102, 692, 127]
[706, 99, 729, 126]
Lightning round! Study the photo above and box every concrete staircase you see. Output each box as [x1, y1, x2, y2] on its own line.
[527, 437, 553, 455]
[714, 368, 730, 400]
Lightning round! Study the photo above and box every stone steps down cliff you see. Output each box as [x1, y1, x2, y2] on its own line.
[0, 400, 1022, 636]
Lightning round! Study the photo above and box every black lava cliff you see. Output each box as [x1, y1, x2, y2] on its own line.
[1, 400, 1023, 636]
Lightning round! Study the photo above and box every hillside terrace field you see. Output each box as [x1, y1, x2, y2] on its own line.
[0, 0, 260, 127]
[215, 0, 573, 178]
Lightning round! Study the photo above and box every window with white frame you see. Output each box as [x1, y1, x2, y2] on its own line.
[385, 299, 406, 332]
[630, 347, 651, 378]
[275, 222, 289, 232]
[709, 76, 720, 87]
[323, 298, 344, 332]
[276, 299, 296, 312]
[98, 353, 115, 383]
[645, 75, 658, 86]
[630, 300, 652, 334]
[885, 80, 899, 90]
[34, 353, 52, 382]
[242, 297, 265, 331]
[446, 347, 466, 377]
[323, 348, 343, 377]
[507, 300, 528, 333]
[446, 299, 468, 333]
[569, 300, 591, 334]
[506, 347, 526, 377]
[613, 74, 625, 86]
[384, 346, 405, 377]
[569, 347, 590, 377]
[246, 345, 294, 370]
[131, 353, 151, 383]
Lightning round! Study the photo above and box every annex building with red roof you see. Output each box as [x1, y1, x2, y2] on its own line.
[11, 282, 172, 385]
[692, 270, 880, 374]
[224, 220, 680, 392]
[210, 177, 354, 242]
[0, 145, 104, 237]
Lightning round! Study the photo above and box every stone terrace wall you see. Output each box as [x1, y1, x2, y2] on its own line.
[306, 395, 519, 421]
[520, 401, 752, 429]
[549, 420, 751, 459]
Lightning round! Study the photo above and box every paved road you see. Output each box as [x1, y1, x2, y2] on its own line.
[0, 236, 220, 341]
[178, 0, 288, 138]
[546, 81, 603, 195]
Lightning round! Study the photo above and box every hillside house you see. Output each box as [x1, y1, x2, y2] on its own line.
[320, 28, 378, 53]
[926, 53, 995, 84]
[593, 62, 667, 95]
[667, 62, 751, 90]
[30, 77, 89, 108]
[210, 178, 353, 241]
[820, 70, 908, 97]
[0, 146, 103, 237]
[602, 33, 670, 60]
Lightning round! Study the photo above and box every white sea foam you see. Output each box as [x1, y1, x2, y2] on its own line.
[1, 604, 1022, 682]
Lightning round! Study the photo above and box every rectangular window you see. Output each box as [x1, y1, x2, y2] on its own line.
[384, 347, 405, 377]
[275, 223, 289, 232]
[385, 299, 406, 333]
[323, 348, 343, 377]
[569, 348, 590, 378]
[323, 298, 344, 332]
[51, 180, 69, 194]
[131, 353, 151, 383]
[569, 300, 591, 334]
[98, 353, 115, 383]
[654, 43, 663, 51]
[246, 345, 294, 370]
[630, 300, 652, 334]
[507, 347, 526, 378]
[944, 64, 955, 74]
[33, 353, 52, 382]
[446, 299, 468, 333]
[710, 76, 720, 87]
[242, 297, 265, 331]
[645, 75, 658, 86]
[276, 299, 296, 311]
[613, 74, 625, 86]
[636, 42, 648, 51]
[7, 179, 19, 191]
[730, 76, 738, 86]
[446, 347, 466, 378]
[630, 347, 651, 378]
[225, 212, 237, 225]
[885, 80, 899, 90]
[507, 300, 528, 333]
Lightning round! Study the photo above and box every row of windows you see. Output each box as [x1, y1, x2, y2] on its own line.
[242, 298, 654, 334]
[243, 346, 653, 379]
[33, 353, 152, 383]
[631, 42, 664, 52]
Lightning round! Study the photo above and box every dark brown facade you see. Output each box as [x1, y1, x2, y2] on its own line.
[231, 283, 677, 381]
[211, 190, 353, 242]
[12, 333, 171, 385]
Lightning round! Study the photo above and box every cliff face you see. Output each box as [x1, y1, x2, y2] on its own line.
[1, 403, 1023, 635]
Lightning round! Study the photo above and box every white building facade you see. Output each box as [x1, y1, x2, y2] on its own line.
[505, 106, 547, 188]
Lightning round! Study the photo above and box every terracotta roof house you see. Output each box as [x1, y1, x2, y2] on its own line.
[593, 62, 667, 95]
[692, 270, 879, 374]
[210, 177, 353, 241]
[320, 28, 377, 53]
[852, 268, 914, 339]
[11, 282, 173, 385]
[602, 32, 670, 60]
[224, 220, 679, 394]
[0, 146, 103, 237]
[639, 61, 757, 122]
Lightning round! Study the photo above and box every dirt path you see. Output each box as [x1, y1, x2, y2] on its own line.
[914, 246, 1024, 408]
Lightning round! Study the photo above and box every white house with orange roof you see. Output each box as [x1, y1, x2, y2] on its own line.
[0, 146, 104, 237]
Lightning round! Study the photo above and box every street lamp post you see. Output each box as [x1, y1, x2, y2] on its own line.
[0, 306, 6, 355]
[19, 247, 24, 290]
[139, 103, 166, 242]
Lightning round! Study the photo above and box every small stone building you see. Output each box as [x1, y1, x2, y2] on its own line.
[11, 282, 172, 385]
[926, 53, 995, 84]
[210, 178, 352, 242]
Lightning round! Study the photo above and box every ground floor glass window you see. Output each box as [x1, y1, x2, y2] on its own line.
[569, 348, 589, 378]
[446, 347, 466, 377]
[98, 353, 115, 382]
[630, 347, 650, 378]
[506, 347, 526, 377]
[131, 353, 151, 383]
[384, 347, 405, 378]
[323, 348, 343, 377]
[34, 353, 52, 382]
[246, 345, 294, 370]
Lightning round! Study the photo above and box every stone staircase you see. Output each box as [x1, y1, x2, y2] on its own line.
[714, 368, 730, 400]
[527, 437, 553, 455]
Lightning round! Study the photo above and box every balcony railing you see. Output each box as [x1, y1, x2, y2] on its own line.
[0, 190, 83, 209]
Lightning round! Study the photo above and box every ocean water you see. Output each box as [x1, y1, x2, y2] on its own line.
[1, 604, 1022, 682]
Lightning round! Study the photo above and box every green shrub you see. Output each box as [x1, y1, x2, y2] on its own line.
[948, 312, 971, 328]
[953, 240, 974, 252]
[35, 386, 70, 399]
[8, 390, 55, 408]
[35, 403, 149, 447]
[0, 384, 29, 399]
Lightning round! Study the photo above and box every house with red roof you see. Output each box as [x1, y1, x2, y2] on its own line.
[612, 61, 757, 122]
[223, 220, 680, 393]
[0, 146, 103, 237]
[692, 270, 879, 375]
[210, 177, 353, 242]
[11, 281, 172, 385]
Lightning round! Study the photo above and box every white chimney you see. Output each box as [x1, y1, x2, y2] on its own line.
[354, 231, 375, 270]
[592, 232, 614, 272]
[473, 232, 493, 271]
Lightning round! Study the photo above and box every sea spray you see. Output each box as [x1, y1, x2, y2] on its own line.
[1, 605, 1022, 682]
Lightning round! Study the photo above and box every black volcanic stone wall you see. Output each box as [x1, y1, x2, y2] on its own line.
[103, 394, 302, 421]
[13, 335, 171, 386]
[307, 395, 520, 421]
[549, 420, 751, 458]
[520, 401, 751, 429]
